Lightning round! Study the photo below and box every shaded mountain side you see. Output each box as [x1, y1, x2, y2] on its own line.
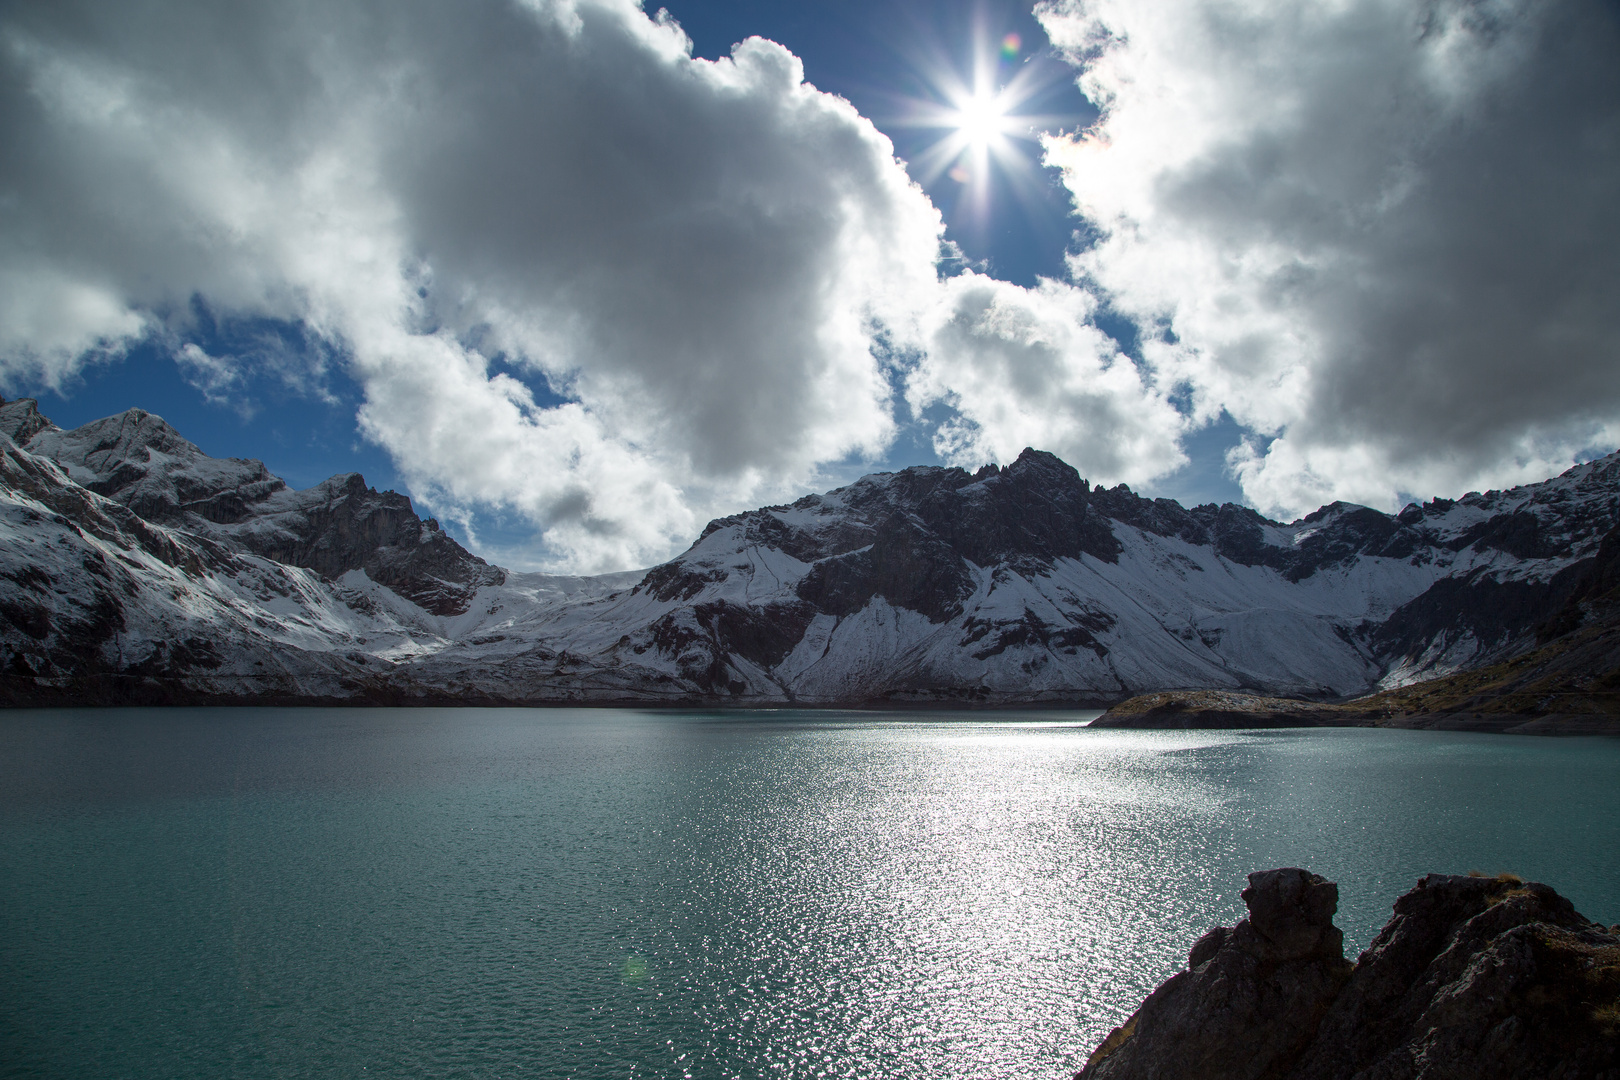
[1357, 523, 1620, 720]
[1359, 468, 1620, 676]
[1093, 520, 1620, 733]
[1076, 869, 1620, 1080]
[228, 471, 505, 616]
[1363, 557, 1596, 678]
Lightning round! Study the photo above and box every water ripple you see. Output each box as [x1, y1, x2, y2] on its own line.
[1, 708, 1617, 1079]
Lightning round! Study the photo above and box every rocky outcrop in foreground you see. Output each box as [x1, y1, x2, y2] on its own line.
[1079, 868, 1620, 1080]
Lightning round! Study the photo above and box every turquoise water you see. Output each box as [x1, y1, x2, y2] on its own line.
[2, 708, 1617, 1079]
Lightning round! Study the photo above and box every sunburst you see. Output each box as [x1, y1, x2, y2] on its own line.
[887, 30, 1078, 228]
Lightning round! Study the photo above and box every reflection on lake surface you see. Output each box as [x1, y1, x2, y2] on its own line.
[2, 708, 1617, 1079]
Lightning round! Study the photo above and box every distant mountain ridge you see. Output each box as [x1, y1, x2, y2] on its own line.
[2, 395, 1616, 707]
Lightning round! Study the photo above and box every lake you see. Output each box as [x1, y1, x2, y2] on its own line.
[2, 708, 1617, 1079]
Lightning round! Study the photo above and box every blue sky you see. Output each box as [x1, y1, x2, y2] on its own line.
[3, 0, 1617, 571]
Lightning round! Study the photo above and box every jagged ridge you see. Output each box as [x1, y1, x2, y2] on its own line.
[2, 395, 1617, 707]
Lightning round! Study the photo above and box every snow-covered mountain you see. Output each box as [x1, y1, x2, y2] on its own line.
[3, 396, 1616, 706]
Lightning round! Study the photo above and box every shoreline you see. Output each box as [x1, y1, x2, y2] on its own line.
[1090, 688, 1620, 735]
[6, 680, 1620, 734]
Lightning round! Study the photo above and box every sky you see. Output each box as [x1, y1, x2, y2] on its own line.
[2, 0, 1618, 573]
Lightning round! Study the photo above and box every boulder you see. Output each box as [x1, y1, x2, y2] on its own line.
[1078, 870, 1620, 1080]
[1079, 868, 1351, 1080]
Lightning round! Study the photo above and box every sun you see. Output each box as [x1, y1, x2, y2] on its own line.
[884, 29, 1077, 217]
[952, 89, 1011, 150]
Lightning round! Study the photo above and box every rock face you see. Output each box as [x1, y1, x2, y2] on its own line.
[4, 394, 1620, 706]
[1081, 869, 1352, 1080]
[1080, 870, 1620, 1080]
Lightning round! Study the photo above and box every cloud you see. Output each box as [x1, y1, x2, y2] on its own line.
[13, 0, 1609, 567]
[174, 343, 254, 418]
[0, 269, 148, 393]
[0, 0, 951, 571]
[1040, 0, 1620, 517]
[910, 272, 1187, 485]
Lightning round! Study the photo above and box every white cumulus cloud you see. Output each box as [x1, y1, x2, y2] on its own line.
[911, 272, 1187, 485]
[0, 0, 954, 571]
[1040, 0, 1620, 516]
[9, 0, 1612, 567]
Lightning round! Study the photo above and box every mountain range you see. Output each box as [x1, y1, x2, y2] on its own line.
[3, 396, 1617, 708]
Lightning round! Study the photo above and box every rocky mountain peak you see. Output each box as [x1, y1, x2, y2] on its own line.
[12, 403, 501, 617]
[25, 405, 285, 525]
[238, 471, 505, 616]
[1297, 500, 1373, 525]
[937, 447, 1105, 565]
[0, 397, 53, 446]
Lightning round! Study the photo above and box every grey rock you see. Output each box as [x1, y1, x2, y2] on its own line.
[1240, 867, 1345, 962]
[0, 397, 54, 446]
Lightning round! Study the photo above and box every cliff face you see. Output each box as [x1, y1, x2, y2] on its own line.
[1080, 869, 1620, 1080]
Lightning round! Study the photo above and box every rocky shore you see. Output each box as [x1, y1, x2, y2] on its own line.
[1077, 868, 1620, 1079]
[1088, 689, 1620, 735]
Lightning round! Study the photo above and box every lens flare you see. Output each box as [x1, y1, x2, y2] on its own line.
[1000, 33, 1021, 61]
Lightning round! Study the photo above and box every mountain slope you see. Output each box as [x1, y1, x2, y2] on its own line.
[3, 397, 1616, 707]
[19, 404, 504, 615]
[1090, 520, 1620, 732]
